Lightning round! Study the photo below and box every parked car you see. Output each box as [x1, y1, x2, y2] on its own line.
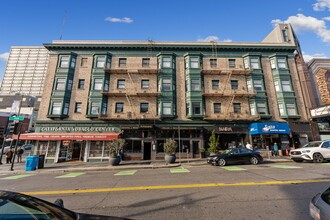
[0, 190, 131, 219]
[310, 187, 330, 220]
[22, 144, 33, 151]
[207, 147, 263, 166]
[290, 140, 330, 163]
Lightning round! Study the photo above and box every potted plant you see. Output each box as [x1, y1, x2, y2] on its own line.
[208, 130, 219, 156]
[163, 138, 177, 164]
[106, 138, 125, 166]
[200, 147, 206, 158]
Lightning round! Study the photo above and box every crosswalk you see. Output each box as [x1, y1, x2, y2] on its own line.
[0, 164, 306, 180]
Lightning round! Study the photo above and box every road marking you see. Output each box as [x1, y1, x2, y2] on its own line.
[56, 172, 85, 178]
[1, 174, 35, 180]
[170, 168, 190, 173]
[322, 163, 330, 165]
[22, 178, 330, 196]
[114, 170, 137, 176]
[222, 166, 246, 171]
[271, 164, 301, 169]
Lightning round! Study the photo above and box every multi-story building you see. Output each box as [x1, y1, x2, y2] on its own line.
[308, 58, 330, 140]
[18, 24, 315, 163]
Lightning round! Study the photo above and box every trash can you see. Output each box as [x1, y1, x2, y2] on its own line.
[25, 156, 38, 171]
[38, 155, 45, 169]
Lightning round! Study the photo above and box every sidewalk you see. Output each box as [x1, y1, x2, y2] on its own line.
[0, 155, 292, 175]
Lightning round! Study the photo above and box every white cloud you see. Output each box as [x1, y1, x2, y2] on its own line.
[197, 36, 232, 42]
[323, 16, 330, 21]
[302, 52, 327, 62]
[105, 17, 133, 23]
[271, 14, 330, 42]
[0, 52, 9, 60]
[313, 0, 330, 11]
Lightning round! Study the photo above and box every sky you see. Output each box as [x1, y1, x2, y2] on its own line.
[1, 0, 330, 81]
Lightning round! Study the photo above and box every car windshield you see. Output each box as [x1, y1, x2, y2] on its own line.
[0, 191, 76, 220]
[221, 149, 232, 154]
[302, 141, 322, 148]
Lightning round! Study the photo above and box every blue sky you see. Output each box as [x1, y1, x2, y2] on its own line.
[1, 0, 330, 80]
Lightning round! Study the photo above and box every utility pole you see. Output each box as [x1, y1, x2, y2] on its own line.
[10, 94, 23, 171]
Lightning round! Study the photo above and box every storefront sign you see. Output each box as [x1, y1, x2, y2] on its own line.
[311, 105, 330, 118]
[315, 69, 330, 104]
[15, 132, 120, 141]
[40, 126, 121, 133]
[249, 122, 290, 135]
[218, 127, 233, 132]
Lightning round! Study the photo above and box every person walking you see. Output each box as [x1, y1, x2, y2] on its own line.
[273, 143, 279, 156]
[5, 149, 13, 164]
[246, 142, 253, 150]
[17, 147, 24, 163]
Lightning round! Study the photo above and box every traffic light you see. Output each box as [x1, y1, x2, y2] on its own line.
[8, 122, 18, 135]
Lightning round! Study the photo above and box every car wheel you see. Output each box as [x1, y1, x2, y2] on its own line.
[218, 158, 226, 166]
[250, 157, 259, 165]
[313, 153, 324, 163]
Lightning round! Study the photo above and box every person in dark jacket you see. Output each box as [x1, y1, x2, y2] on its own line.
[5, 149, 13, 164]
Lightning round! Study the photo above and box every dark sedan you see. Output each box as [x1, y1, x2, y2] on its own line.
[207, 147, 263, 166]
[0, 190, 131, 219]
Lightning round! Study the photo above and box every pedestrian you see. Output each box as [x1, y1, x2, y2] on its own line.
[5, 149, 13, 164]
[17, 147, 24, 163]
[246, 142, 253, 150]
[273, 143, 279, 156]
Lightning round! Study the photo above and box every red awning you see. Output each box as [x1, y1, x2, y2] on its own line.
[13, 132, 121, 141]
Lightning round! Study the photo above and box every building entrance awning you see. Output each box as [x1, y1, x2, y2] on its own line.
[13, 132, 121, 141]
[249, 122, 290, 135]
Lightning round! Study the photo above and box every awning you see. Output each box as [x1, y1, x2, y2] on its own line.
[13, 132, 121, 141]
[249, 122, 290, 135]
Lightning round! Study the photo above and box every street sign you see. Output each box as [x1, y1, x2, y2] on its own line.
[9, 116, 24, 121]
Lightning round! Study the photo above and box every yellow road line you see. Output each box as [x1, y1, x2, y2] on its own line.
[22, 178, 330, 196]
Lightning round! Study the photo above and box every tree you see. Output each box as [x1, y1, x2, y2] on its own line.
[106, 138, 125, 157]
[163, 138, 177, 155]
[208, 130, 219, 153]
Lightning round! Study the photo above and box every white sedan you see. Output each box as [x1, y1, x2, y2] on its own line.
[290, 140, 330, 163]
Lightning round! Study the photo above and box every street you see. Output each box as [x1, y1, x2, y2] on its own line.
[1, 162, 330, 220]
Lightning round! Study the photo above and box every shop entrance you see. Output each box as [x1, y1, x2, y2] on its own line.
[143, 142, 151, 160]
[72, 142, 81, 160]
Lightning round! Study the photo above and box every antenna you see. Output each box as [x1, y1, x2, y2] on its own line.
[59, 11, 67, 40]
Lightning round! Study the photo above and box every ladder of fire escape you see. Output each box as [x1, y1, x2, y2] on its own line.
[147, 40, 154, 57]
[126, 71, 138, 118]
[211, 41, 217, 58]
[225, 94, 236, 119]
[221, 71, 232, 94]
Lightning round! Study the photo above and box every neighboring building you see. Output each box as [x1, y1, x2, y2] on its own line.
[308, 58, 330, 140]
[19, 24, 315, 163]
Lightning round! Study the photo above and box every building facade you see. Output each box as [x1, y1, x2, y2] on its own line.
[308, 58, 330, 140]
[20, 24, 315, 163]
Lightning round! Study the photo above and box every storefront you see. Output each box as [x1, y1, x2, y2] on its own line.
[249, 122, 290, 151]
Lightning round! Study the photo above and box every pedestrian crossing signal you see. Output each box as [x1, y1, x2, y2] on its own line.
[8, 122, 18, 135]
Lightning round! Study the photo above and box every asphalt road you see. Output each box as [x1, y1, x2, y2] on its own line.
[1, 162, 330, 220]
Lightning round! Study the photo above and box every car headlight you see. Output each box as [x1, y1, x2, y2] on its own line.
[302, 150, 310, 153]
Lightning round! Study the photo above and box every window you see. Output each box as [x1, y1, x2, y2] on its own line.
[253, 80, 263, 91]
[106, 57, 111, 69]
[119, 58, 127, 67]
[191, 79, 200, 91]
[278, 103, 284, 116]
[212, 80, 219, 90]
[257, 103, 267, 114]
[90, 103, 99, 115]
[233, 103, 241, 113]
[282, 29, 289, 42]
[210, 59, 217, 68]
[214, 103, 221, 113]
[250, 103, 256, 115]
[270, 59, 276, 69]
[104, 80, 109, 91]
[162, 57, 171, 68]
[282, 80, 291, 91]
[141, 80, 149, 89]
[55, 78, 66, 90]
[51, 102, 61, 115]
[190, 58, 199, 68]
[102, 102, 107, 115]
[278, 58, 287, 69]
[96, 56, 105, 68]
[117, 80, 125, 89]
[59, 56, 69, 68]
[115, 103, 124, 113]
[286, 104, 297, 115]
[78, 79, 85, 89]
[192, 102, 201, 114]
[162, 79, 171, 91]
[75, 102, 82, 113]
[250, 58, 259, 69]
[140, 103, 149, 113]
[142, 58, 150, 67]
[81, 58, 88, 67]
[70, 57, 76, 69]
[231, 80, 238, 90]
[63, 103, 69, 115]
[67, 79, 72, 90]
[93, 79, 103, 90]
[274, 81, 280, 91]
[243, 58, 249, 69]
[163, 103, 171, 115]
[228, 59, 236, 68]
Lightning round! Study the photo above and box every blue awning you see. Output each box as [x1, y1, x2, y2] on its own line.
[249, 122, 290, 135]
